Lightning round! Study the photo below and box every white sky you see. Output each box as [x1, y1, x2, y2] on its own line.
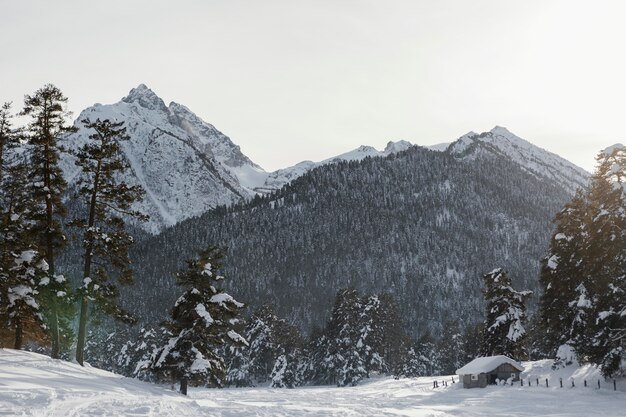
[2, 0, 624, 172]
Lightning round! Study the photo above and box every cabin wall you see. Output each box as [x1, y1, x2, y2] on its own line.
[461, 373, 487, 388]
[493, 363, 521, 382]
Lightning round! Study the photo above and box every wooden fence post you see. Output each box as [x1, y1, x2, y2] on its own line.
[546, 378, 549, 388]
[614, 380, 617, 391]
[598, 380, 601, 389]
[536, 378, 539, 386]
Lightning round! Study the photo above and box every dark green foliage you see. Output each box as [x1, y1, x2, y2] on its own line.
[461, 322, 484, 364]
[70, 118, 147, 365]
[0, 106, 49, 348]
[129, 145, 571, 341]
[20, 84, 76, 358]
[395, 333, 441, 378]
[538, 191, 589, 356]
[226, 304, 304, 387]
[152, 247, 247, 393]
[538, 145, 626, 377]
[480, 268, 532, 359]
[437, 320, 465, 374]
[308, 289, 409, 387]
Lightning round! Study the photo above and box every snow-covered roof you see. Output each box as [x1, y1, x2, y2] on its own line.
[456, 355, 524, 375]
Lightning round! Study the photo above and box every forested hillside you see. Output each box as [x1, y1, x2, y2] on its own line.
[127, 143, 575, 337]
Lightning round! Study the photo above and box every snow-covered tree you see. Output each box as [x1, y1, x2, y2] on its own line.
[152, 247, 247, 394]
[0, 104, 48, 349]
[21, 84, 76, 358]
[270, 349, 304, 388]
[70, 118, 147, 366]
[481, 268, 532, 358]
[437, 320, 465, 374]
[395, 333, 440, 378]
[538, 145, 626, 376]
[538, 191, 590, 357]
[226, 304, 304, 387]
[579, 144, 626, 376]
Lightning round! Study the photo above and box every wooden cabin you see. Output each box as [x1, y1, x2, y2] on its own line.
[456, 355, 524, 388]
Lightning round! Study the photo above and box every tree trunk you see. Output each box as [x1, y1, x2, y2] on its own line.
[44, 136, 61, 359]
[180, 378, 188, 395]
[14, 316, 23, 350]
[75, 295, 89, 365]
[75, 162, 100, 366]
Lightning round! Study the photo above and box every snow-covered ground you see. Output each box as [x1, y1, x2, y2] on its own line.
[1, 349, 625, 417]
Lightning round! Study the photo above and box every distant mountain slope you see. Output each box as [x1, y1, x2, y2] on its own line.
[447, 126, 589, 193]
[60, 84, 258, 233]
[128, 144, 576, 337]
[258, 140, 413, 192]
[61, 85, 414, 232]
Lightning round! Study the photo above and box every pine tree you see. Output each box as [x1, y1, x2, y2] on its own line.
[461, 322, 484, 364]
[538, 191, 590, 358]
[579, 145, 626, 376]
[0, 102, 18, 183]
[70, 118, 147, 366]
[132, 326, 164, 381]
[323, 289, 367, 386]
[481, 268, 532, 358]
[437, 320, 465, 374]
[21, 84, 76, 358]
[539, 145, 626, 376]
[395, 333, 440, 378]
[152, 247, 247, 394]
[0, 103, 49, 349]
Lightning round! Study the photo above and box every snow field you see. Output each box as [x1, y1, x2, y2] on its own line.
[1, 349, 625, 417]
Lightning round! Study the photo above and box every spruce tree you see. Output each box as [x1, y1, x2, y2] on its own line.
[70, 117, 147, 366]
[481, 268, 532, 358]
[152, 247, 247, 394]
[539, 145, 626, 376]
[0, 154, 49, 349]
[538, 191, 590, 357]
[0, 103, 49, 349]
[580, 145, 626, 376]
[0, 102, 18, 183]
[21, 84, 76, 358]
[437, 320, 465, 374]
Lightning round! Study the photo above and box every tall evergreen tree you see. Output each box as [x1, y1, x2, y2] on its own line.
[538, 145, 626, 376]
[481, 268, 532, 358]
[579, 145, 626, 376]
[538, 191, 590, 357]
[70, 118, 147, 366]
[0, 105, 49, 349]
[21, 84, 76, 358]
[152, 247, 247, 395]
[437, 320, 465, 374]
[0, 102, 18, 183]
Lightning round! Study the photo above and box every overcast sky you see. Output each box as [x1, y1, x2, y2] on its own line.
[2, 0, 624, 172]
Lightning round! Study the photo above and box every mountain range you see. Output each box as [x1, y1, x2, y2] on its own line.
[61, 84, 588, 233]
[57, 84, 593, 337]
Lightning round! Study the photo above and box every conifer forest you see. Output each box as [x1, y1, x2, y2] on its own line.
[1, 83, 624, 396]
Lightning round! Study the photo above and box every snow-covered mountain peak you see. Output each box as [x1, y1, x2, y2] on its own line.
[447, 127, 590, 193]
[489, 125, 514, 136]
[122, 84, 168, 113]
[62, 85, 258, 233]
[384, 140, 412, 154]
